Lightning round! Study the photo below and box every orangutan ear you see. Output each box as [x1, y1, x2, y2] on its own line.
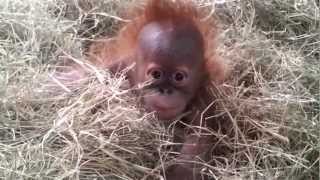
[206, 56, 228, 84]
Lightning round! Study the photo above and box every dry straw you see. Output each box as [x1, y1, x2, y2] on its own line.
[0, 0, 319, 179]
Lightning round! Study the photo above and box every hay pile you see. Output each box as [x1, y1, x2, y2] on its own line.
[0, 0, 319, 179]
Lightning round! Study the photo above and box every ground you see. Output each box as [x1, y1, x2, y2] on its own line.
[0, 0, 319, 179]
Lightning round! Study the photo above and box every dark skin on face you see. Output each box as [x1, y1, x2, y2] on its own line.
[133, 21, 206, 121]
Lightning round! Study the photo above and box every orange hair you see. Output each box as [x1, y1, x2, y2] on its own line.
[89, 0, 225, 83]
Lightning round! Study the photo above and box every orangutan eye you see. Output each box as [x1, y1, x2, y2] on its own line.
[174, 72, 184, 81]
[172, 71, 188, 83]
[147, 68, 163, 80]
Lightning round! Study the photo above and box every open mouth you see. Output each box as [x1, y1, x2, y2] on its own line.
[153, 104, 176, 113]
[152, 106, 179, 120]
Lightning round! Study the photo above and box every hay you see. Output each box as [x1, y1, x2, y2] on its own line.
[0, 0, 319, 179]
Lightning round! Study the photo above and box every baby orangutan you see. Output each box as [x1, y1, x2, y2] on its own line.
[57, 0, 227, 179]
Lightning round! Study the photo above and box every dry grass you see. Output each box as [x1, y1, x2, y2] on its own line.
[0, 0, 319, 179]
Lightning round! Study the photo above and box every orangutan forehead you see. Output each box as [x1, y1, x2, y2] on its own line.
[137, 21, 204, 62]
